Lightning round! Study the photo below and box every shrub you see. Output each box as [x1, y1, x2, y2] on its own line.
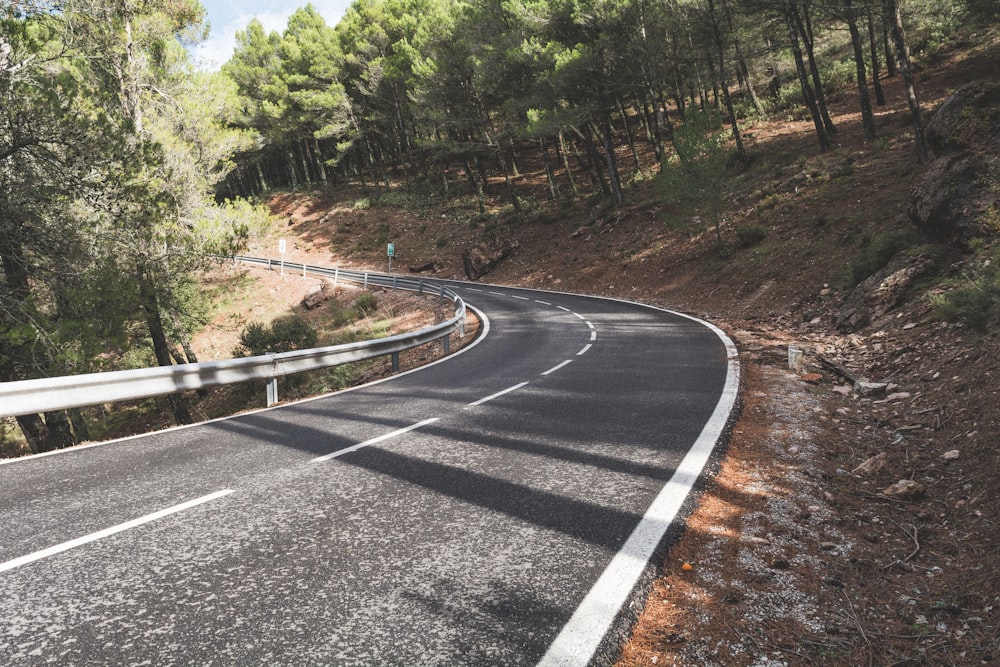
[233, 315, 318, 357]
[932, 248, 1000, 331]
[841, 229, 920, 287]
[735, 224, 768, 248]
[353, 293, 378, 317]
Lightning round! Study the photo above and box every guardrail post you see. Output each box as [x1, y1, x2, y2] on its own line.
[443, 335, 450, 355]
[364, 273, 368, 288]
[391, 352, 399, 373]
[418, 279, 424, 295]
[334, 268, 339, 286]
[392, 275, 398, 289]
[303, 264, 307, 277]
[266, 378, 278, 406]
[267, 258, 272, 270]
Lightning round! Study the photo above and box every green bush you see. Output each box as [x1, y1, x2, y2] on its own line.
[735, 224, 768, 248]
[353, 293, 378, 317]
[932, 248, 1000, 331]
[233, 315, 318, 357]
[841, 229, 920, 287]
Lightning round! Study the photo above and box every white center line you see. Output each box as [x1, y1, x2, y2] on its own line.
[0, 489, 235, 574]
[541, 360, 573, 376]
[590, 331, 597, 341]
[586, 321, 595, 330]
[488, 291, 507, 297]
[556, 305, 570, 312]
[465, 287, 484, 292]
[311, 418, 440, 463]
[535, 300, 551, 306]
[467, 382, 529, 407]
[572, 312, 586, 320]
[510, 295, 530, 301]
[577, 344, 592, 356]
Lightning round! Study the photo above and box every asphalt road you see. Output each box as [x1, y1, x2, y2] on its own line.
[0, 281, 738, 666]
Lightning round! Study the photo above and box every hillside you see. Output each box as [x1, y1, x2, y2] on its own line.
[244, 35, 999, 666]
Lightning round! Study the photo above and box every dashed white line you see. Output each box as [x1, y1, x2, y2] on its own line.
[488, 291, 507, 297]
[0, 489, 235, 574]
[556, 305, 570, 312]
[312, 418, 440, 463]
[467, 382, 529, 407]
[511, 295, 530, 301]
[590, 331, 597, 341]
[535, 300, 551, 306]
[572, 312, 586, 320]
[541, 360, 573, 376]
[586, 321, 595, 330]
[577, 344, 592, 356]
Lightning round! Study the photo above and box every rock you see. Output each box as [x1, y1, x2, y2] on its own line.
[801, 373, 823, 384]
[909, 81, 1000, 245]
[882, 479, 927, 500]
[941, 449, 961, 461]
[462, 233, 519, 280]
[834, 255, 935, 333]
[408, 261, 438, 274]
[855, 381, 888, 397]
[885, 392, 912, 401]
[301, 280, 334, 310]
[832, 385, 853, 396]
[852, 452, 888, 476]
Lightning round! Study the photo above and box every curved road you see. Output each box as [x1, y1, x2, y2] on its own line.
[0, 280, 738, 665]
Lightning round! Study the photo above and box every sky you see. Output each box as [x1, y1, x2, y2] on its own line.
[191, 0, 353, 70]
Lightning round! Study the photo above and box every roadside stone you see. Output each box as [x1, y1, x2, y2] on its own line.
[852, 452, 888, 476]
[801, 372, 823, 384]
[855, 381, 888, 397]
[882, 479, 927, 500]
[941, 449, 961, 461]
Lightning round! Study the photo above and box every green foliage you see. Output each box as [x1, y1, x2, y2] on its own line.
[352, 293, 379, 317]
[931, 247, 1000, 331]
[734, 224, 768, 248]
[841, 229, 921, 287]
[233, 315, 318, 357]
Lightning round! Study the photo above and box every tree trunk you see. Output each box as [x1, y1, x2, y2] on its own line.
[867, 7, 886, 105]
[846, 0, 877, 139]
[794, 1, 837, 136]
[540, 137, 561, 203]
[601, 116, 624, 207]
[885, 0, 927, 162]
[784, 0, 831, 151]
[882, 18, 897, 76]
[617, 98, 642, 171]
[557, 129, 580, 200]
[137, 265, 191, 425]
[707, 0, 749, 162]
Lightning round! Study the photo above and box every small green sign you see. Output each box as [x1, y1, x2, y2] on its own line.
[387, 243, 395, 257]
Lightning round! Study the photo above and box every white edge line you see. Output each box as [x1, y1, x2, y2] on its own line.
[0, 306, 490, 467]
[577, 344, 592, 356]
[467, 381, 529, 407]
[537, 314, 739, 667]
[0, 489, 235, 574]
[311, 417, 440, 463]
[541, 360, 573, 376]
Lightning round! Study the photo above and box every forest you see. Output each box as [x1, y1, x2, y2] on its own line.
[1, 0, 997, 454]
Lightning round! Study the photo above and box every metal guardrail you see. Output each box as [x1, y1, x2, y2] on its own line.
[0, 257, 466, 418]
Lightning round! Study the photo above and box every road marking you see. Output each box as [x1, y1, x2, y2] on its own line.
[0, 489, 234, 574]
[467, 382, 529, 407]
[577, 344, 592, 356]
[590, 331, 597, 341]
[465, 287, 483, 292]
[541, 360, 573, 376]
[488, 291, 507, 297]
[586, 321, 595, 330]
[556, 305, 570, 312]
[511, 295, 530, 301]
[537, 311, 741, 667]
[535, 300, 551, 306]
[312, 418, 441, 463]
[572, 312, 586, 320]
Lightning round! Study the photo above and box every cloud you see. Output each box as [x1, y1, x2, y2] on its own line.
[190, 2, 350, 72]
